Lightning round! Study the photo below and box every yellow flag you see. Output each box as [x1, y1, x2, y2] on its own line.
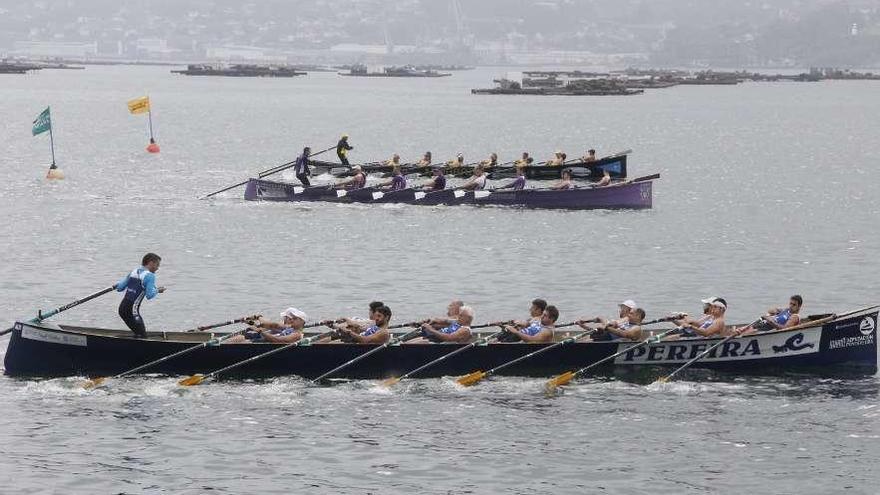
[127, 96, 150, 115]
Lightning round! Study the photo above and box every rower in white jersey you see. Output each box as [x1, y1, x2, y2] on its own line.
[459, 164, 488, 191]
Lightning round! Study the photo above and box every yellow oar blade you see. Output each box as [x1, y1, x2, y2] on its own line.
[456, 370, 486, 387]
[545, 371, 575, 390]
[381, 376, 401, 387]
[178, 374, 206, 387]
[82, 377, 106, 390]
[654, 376, 669, 384]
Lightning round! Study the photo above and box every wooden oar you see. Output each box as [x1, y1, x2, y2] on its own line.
[1, 285, 116, 337]
[456, 322, 586, 387]
[183, 314, 261, 332]
[179, 322, 334, 386]
[201, 145, 333, 199]
[83, 315, 261, 389]
[381, 323, 511, 387]
[545, 328, 678, 392]
[311, 327, 423, 384]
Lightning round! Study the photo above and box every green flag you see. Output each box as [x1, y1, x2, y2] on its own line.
[32, 107, 51, 136]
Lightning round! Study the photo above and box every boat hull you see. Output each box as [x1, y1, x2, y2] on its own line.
[4, 311, 876, 379]
[244, 178, 653, 210]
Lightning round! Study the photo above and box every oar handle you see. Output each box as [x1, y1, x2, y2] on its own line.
[187, 314, 262, 332]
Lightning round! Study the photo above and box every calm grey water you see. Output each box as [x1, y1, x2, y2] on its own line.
[1, 66, 879, 493]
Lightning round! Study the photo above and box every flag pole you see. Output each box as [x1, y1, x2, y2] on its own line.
[48, 117, 56, 169]
[147, 107, 154, 141]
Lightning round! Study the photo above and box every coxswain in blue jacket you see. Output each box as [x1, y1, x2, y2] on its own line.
[336, 134, 353, 166]
[294, 146, 312, 186]
[115, 253, 166, 337]
[502, 306, 558, 343]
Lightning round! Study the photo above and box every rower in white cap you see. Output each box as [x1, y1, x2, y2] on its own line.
[225, 307, 309, 344]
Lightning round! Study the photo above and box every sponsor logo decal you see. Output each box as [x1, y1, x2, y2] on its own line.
[771, 333, 815, 353]
[859, 317, 875, 336]
[21, 327, 87, 347]
[829, 334, 875, 350]
[616, 329, 820, 364]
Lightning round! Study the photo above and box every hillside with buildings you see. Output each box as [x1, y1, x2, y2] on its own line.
[1, 0, 878, 67]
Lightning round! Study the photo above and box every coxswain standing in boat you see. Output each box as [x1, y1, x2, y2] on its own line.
[495, 164, 527, 191]
[114, 253, 166, 338]
[334, 164, 367, 190]
[459, 164, 488, 191]
[294, 146, 312, 186]
[736, 295, 803, 335]
[411, 305, 475, 344]
[225, 307, 307, 344]
[500, 305, 559, 343]
[668, 298, 727, 339]
[336, 134, 353, 166]
[551, 169, 574, 190]
[330, 305, 393, 344]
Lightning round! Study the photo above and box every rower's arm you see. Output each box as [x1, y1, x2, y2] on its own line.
[354, 328, 389, 344]
[783, 314, 801, 328]
[261, 331, 303, 344]
[511, 327, 553, 343]
[695, 320, 724, 337]
[143, 272, 159, 299]
[114, 273, 128, 291]
[612, 325, 642, 341]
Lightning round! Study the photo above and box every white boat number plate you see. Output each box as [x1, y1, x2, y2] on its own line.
[22, 327, 87, 347]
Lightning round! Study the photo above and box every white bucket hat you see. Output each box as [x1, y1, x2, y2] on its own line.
[280, 307, 308, 321]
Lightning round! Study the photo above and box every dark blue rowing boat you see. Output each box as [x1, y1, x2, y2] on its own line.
[243, 177, 656, 210]
[4, 309, 876, 379]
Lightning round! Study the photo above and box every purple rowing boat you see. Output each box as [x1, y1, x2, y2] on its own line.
[243, 178, 655, 210]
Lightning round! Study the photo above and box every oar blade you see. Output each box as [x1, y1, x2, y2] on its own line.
[456, 370, 486, 387]
[545, 371, 575, 390]
[381, 376, 401, 387]
[178, 374, 206, 387]
[82, 377, 106, 390]
[654, 376, 670, 384]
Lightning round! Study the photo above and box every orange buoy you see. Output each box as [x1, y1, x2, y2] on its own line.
[46, 166, 65, 180]
[146, 140, 160, 153]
